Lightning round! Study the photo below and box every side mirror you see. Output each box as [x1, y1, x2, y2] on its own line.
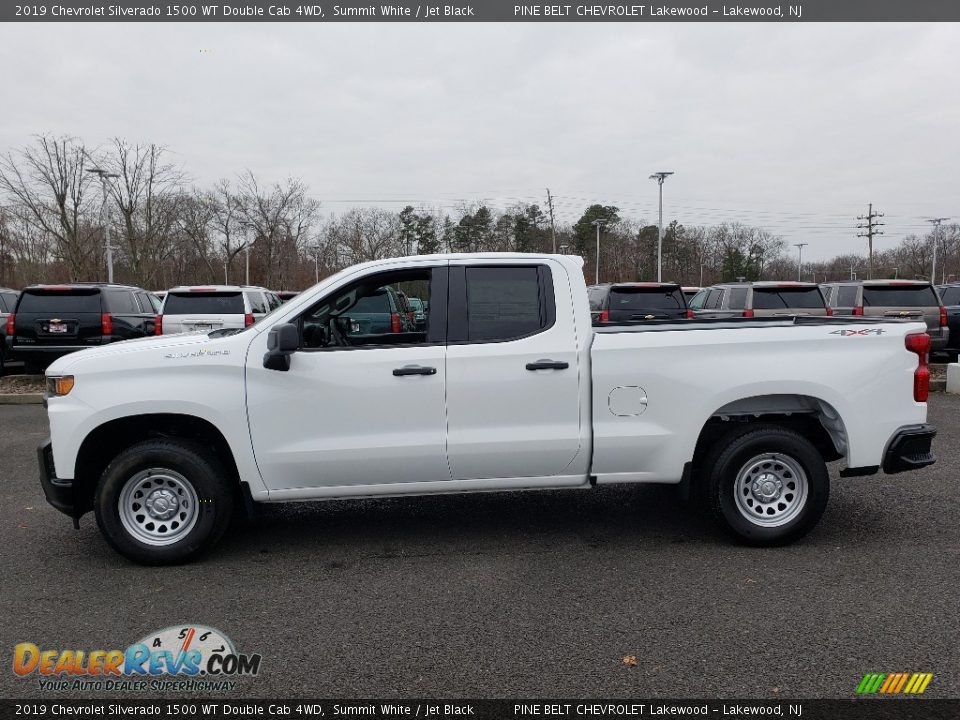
[263, 323, 299, 371]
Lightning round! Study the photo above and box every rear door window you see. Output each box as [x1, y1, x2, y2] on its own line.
[862, 286, 939, 307]
[137, 292, 161, 313]
[18, 289, 101, 313]
[939, 287, 960, 305]
[836, 286, 858, 307]
[752, 287, 826, 309]
[0, 293, 15, 312]
[726, 287, 748, 310]
[706, 288, 724, 309]
[163, 292, 244, 315]
[608, 287, 685, 310]
[246, 291, 269, 314]
[105, 290, 140, 314]
[465, 266, 546, 342]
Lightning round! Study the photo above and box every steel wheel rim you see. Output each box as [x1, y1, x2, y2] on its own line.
[733, 453, 808, 527]
[118, 468, 199, 546]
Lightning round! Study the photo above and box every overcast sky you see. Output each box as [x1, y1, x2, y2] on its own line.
[1, 22, 958, 260]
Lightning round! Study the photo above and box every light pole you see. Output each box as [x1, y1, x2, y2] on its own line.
[926, 217, 950, 284]
[311, 244, 321, 283]
[648, 171, 674, 282]
[794, 242, 808, 281]
[591, 218, 607, 284]
[86, 167, 120, 282]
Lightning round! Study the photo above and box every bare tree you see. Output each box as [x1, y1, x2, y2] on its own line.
[93, 139, 186, 287]
[0, 134, 99, 280]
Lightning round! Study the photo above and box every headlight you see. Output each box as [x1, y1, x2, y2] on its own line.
[46, 375, 75, 397]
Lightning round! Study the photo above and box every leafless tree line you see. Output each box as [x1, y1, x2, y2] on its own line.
[1, 134, 958, 291]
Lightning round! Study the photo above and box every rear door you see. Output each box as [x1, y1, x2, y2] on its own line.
[162, 290, 245, 333]
[104, 288, 153, 339]
[445, 261, 583, 480]
[12, 287, 103, 348]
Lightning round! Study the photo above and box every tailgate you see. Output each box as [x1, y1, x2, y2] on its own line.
[13, 289, 103, 346]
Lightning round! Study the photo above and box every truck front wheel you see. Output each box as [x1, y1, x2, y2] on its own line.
[94, 439, 233, 565]
[702, 424, 829, 546]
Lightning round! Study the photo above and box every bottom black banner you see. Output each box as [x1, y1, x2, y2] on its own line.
[2, 700, 959, 720]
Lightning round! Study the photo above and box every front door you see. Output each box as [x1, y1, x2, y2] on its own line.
[246, 265, 450, 492]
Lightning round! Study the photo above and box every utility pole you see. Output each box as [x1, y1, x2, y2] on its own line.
[86, 167, 120, 283]
[546, 188, 557, 254]
[926, 217, 950, 284]
[856, 203, 884, 280]
[794, 242, 808, 281]
[649, 171, 674, 282]
[591, 218, 607, 284]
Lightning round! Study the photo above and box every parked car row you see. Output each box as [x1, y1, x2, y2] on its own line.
[589, 277, 953, 357]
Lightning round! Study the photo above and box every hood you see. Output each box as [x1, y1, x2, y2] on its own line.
[46, 331, 251, 374]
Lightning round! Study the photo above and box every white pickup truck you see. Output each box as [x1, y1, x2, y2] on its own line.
[38, 254, 936, 564]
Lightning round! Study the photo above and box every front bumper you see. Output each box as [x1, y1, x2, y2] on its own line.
[883, 424, 937, 474]
[38, 437, 79, 520]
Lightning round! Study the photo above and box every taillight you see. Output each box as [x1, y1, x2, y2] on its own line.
[101, 313, 113, 336]
[244, 313, 255, 327]
[5, 313, 14, 337]
[940, 306, 947, 328]
[825, 307, 833, 316]
[155, 315, 163, 336]
[685, 309, 694, 319]
[905, 333, 931, 403]
[743, 309, 755, 318]
[599, 310, 610, 323]
[391, 312, 401, 333]
[853, 306, 864, 316]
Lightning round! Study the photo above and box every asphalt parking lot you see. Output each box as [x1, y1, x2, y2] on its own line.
[0, 397, 957, 700]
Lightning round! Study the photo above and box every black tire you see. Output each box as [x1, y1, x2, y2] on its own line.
[24, 360, 43, 375]
[94, 439, 233, 565]
[700, 424, 829, 547]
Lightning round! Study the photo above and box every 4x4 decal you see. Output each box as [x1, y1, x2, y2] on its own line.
[830, 328, 885, 336]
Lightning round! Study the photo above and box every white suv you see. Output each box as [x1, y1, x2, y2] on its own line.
[157, 285, 279, 335]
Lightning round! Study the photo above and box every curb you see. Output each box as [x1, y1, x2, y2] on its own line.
[0, 393, 44, 405]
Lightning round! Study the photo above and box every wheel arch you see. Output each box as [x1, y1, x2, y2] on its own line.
[72, 413, 243, 517]
[692, 393, 848, 468]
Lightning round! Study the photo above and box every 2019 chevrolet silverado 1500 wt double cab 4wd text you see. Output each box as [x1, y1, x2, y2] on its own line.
[38, 254, 937, 564]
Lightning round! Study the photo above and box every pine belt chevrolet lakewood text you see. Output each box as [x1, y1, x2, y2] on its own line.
[38, 254, 936, 564]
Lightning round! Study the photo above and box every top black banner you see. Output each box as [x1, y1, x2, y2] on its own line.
[5, 0, 960, 22]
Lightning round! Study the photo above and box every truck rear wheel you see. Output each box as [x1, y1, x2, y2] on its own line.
[94, 439, 233, 565]
[702, 424, 829, 546]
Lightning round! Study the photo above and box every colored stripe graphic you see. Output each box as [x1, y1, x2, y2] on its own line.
[857, 672, 932, 695]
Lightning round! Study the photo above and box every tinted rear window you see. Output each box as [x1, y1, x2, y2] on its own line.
[18, 290, 102, 313]
[862, 286, 939, 308]
[609, 287, 685, 310]
[752, 287, 825, 310]
[164, 292, 244, 315]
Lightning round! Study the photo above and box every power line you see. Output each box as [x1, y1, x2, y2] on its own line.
[856, 203, 884, 279]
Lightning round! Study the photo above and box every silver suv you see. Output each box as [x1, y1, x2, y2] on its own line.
[821, 280, 948, 352]
[690, 281, 829, 319]
[158, 285, 279, 335]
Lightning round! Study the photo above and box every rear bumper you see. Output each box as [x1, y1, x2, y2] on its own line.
[37, 438, 79, 519]
[883, 424, 936, 474]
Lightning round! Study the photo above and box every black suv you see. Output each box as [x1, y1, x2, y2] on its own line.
[937, 283, 960, 360]
[7, 283, 160, 371]
[587, 282, 692, 324]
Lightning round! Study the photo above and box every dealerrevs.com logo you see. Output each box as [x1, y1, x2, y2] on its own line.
[13, 625, 262, 693]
